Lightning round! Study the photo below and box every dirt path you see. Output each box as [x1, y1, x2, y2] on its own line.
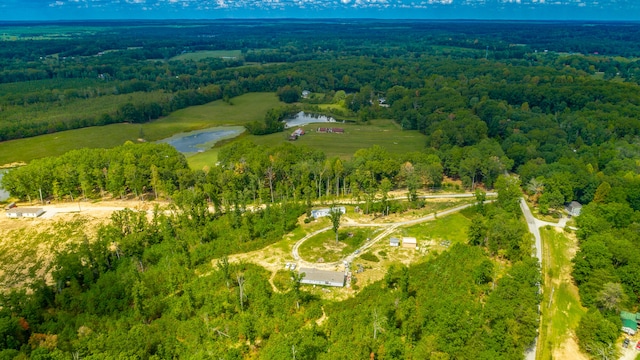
[291, 201, 484, 271]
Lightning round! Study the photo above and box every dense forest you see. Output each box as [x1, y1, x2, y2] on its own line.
[1, 19, 640, 359]
[2, 20, 640, 141]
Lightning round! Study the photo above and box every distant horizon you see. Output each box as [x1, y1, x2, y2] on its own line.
[2, 18, 640, 22]
[4, 0, 640, 22]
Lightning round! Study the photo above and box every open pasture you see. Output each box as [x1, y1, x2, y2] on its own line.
[187, 118, 427, 169]
[170, 50, 243, 61]
[0, 92, 281, 166]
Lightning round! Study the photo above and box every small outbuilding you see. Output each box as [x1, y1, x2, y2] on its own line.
[6, 207, 44, 218]
[567, 201, 582, 216]
[310, 206, 346, 219]
[299, 267, 345, 287]
[402, 237, 417, 249]
[390, 237, 400, 247]
[621, 311, 639, 335]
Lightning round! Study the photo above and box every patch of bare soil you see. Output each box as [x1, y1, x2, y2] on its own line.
[553, 332, 588, 360]
[0, 199, 169, 292]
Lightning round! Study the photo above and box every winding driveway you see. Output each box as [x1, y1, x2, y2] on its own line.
[291, 200, 486, 269]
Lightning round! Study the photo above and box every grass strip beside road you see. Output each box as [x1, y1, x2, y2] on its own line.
[537, 227, 587, 360]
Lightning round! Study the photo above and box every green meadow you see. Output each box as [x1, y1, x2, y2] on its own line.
[0, 91, 427, 169]
[170, 50, 243, 61]
[188, 118, 427, 170]
[403, 207, 476, 244]
[537, 227, 587, 360]
[0, 92, 281, 166]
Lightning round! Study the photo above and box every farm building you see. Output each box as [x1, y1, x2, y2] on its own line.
[311, 206, 346, 219]
[566, 201, 582, 216]
[389, 237, 400, 247]
[331, 127, 344, 133]
[6, 208, 44, 218]
[402, 237, 417, 249]
[621, 311, 640, 335]
[299, 267, 345, 287]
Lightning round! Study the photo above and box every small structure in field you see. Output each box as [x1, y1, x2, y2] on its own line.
[317, 127, 328, 133]
[299, 267, 345, 287]
[402, 237, 417, 249]
[621, 311, 640, 335]
[331, 127, 344, 133]
[389, 237, 400, 247]
[566, 201, 582, 216]
[6, 207, 44, 218]
[311, 206, 346, 219]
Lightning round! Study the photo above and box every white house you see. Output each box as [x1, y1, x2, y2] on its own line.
[311, 207, 346, 219]
[6, 208, 44, 218]
[567, 201, 582, 216]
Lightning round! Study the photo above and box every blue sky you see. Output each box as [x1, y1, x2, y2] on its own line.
[4, 0, 640, 21]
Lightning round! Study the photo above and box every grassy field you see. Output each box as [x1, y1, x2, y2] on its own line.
[188, 118, 428, 170]
[4, 90, 169, 125]
[537, 227, 587, 360]
[298, 227, 380, 263]
[0, 91, 426, 168]
[0, 92, 281, 166]
[170, 50, 243, 61]
[402, 207, 476, 245]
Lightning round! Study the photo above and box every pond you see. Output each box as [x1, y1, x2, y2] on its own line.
[158, 126, 245, 154]
[0, 169, 9, 202]
[284, 112, 339, 128]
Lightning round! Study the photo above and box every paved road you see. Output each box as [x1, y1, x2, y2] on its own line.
[520, 198, 571, 360]
[520, 198, 543, 265]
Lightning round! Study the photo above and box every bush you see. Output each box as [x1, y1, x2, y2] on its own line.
[360, 252, 379, 262]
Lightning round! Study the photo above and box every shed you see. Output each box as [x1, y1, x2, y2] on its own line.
[310, 206, 346, 219]
[390, 237, 400, 247]
[299, 267, 345, 287]
[331, 128, 344, 133]
[6, 208, 44, 218]
[402, 237, 417, 249]
[567, 201, 582, 216]
[621, 311, 638, 335]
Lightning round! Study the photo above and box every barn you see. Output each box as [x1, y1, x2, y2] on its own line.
[299, 267, 345, 287]
[6, 208, 45, 218]
[402, 237, 417, 249]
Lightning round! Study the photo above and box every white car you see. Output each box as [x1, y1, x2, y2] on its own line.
[290, 264, 296, 270]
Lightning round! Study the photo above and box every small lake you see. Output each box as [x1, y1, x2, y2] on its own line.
[0, 169, 9, 202]
[158, 126, 245, 154]
[284, 112, 338, 128]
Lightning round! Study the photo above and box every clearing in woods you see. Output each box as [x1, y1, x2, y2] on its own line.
[538, 226, 589, 360]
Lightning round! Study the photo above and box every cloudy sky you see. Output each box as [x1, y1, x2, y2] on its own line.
[4, 0, 640, 21]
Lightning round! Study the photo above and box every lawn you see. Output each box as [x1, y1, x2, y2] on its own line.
[402, 207, 476, 245]
[297, 227, 379, 263]
[0, 92, 282, 166]
[537, 227, 587, 360]
[187, 118, 427, 169]
[170, 50, 243, 61]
